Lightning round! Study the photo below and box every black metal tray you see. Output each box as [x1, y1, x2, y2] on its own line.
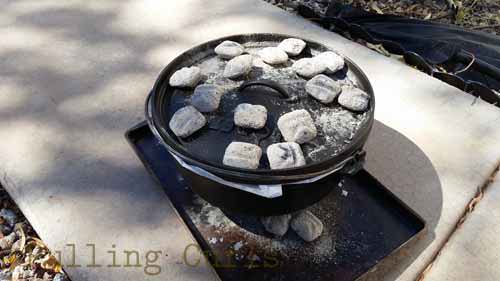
[126, 121, 426, 281]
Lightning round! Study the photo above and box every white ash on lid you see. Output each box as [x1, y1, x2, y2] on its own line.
[169, 106, 206, 138]
[292, 57, 327, 78]
[259, 47, 289, 65]
[338, 87, 370, 112]
[223, 142, 262, 169]
[214, 40, 245, 59]
[266, 142, 306, 169]
[223, 54, 253, 79]
[290, 210, 324, 242]
[305, 74, 342, 104]
[260, 214, 292, 236]
[169, 66, 202, 88]
[190, 84, 222, 113]
[278, 38, 306, 56]
[315, 51, 345, 74]
[234, 103, 268, 129]
[277, 109, 318, 144]
[319, 110, 361, 140]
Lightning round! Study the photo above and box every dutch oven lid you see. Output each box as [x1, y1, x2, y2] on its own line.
[147, 34, 375, 175]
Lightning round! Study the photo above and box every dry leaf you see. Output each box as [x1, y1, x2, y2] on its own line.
[370, 1, 384, 14]
[7, 253, 20, 270]
[3, 256, 10, 265]
[366, 42, 391, 56]
[13, 224, 26, 253]
[424, 13, 432, 20]
[41, 254, 62, 272]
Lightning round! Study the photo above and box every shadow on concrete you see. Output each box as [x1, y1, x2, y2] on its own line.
[360, 121, 443, 280]
[219, 120, 443, 281]
[0, 1, 459, 281]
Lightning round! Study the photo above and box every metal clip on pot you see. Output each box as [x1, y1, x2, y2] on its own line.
[339, 150, 366, 176]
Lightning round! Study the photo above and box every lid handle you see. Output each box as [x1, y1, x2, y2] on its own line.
[238, 79, 295, 101]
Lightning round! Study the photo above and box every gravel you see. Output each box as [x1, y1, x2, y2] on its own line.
[0, 232, 16, 250]
[0, 209, 17, 227]
[0, 184, 70, 281]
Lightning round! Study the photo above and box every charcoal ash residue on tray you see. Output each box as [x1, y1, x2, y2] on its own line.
[185, 192, 341, 268]
[178, 40, 370, 165]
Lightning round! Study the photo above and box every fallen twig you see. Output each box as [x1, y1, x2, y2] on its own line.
[471, 24, 500, 30]
[430, 10, 454, 21]
[454, 51, 475, 75]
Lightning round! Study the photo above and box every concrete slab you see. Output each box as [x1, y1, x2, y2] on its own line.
[423, 172, 500, 281]
[0, 1, 499, 281]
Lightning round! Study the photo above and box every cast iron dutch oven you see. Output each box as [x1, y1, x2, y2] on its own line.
[146, 33, 375, 216]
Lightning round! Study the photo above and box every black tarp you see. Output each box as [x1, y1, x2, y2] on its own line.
[298, 2, 500, 106]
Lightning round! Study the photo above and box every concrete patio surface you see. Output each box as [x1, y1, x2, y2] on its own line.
[0, 1, 499, 280]
[423, 171, 500, 281]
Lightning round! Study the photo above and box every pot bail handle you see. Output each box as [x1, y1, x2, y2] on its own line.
[238, 79, 292, 100]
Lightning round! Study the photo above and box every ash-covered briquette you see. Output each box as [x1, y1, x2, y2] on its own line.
[234, 103, 268, 129]
[172, 39, 370, 167]
[278, 38, 306, 56]
[259, 47, 289, 65]
[305, 74, 342, 104]
[292, 57, 327, 78]
[223, 54, 253, 79]
[266, 142, 306, 169]
[223, 142, 262, 169]
[169, 66, 202, 88]
[214, 40, 245, 59]
[315, 51, 345, 74]
[190, 84, 222, 113]
[290, 210, 324, 242]
[338, 87, 370, 112]
[169, 106, 206, 138]
[260, 214, 292, 236]
[277, 109, 318, 144]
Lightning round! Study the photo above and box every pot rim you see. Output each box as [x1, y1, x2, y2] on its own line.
[146, 33, 375, 183]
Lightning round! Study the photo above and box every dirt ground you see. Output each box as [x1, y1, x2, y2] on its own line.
[0, 185, 68, 281]
[267, 0, 500, 35]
